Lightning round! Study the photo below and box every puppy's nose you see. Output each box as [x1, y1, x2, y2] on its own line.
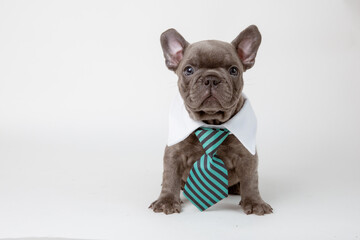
[204, 76, 221, 86]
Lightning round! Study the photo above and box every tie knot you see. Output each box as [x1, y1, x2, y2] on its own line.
[195, 127, 230, 157]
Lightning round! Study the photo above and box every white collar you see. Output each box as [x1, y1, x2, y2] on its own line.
[167, 92, 257, 155]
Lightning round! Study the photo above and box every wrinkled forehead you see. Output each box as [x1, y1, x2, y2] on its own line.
[182, 40, 240, 69]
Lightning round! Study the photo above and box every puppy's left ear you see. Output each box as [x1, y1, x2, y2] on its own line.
[232, 25, 262, 71]
[160, 28, 189, 71]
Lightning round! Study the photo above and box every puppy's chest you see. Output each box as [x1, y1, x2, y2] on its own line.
[182, 134, 241, 170]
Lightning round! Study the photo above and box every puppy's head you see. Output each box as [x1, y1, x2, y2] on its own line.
[161, 25, 261, 124]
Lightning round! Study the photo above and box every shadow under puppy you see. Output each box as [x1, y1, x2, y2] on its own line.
[149, 25, 272, 215]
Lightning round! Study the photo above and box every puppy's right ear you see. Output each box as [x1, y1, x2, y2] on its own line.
[232, 25, 262, 71]
[160, 29, 189, 71]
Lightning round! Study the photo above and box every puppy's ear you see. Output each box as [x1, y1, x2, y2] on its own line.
[160, 28, 189, 71]
[232, 25, 262, 71]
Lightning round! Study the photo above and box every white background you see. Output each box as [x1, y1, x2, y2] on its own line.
[1, 0, 360, 239]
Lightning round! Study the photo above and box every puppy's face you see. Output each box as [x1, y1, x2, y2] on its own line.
[161, 25, 261, 124]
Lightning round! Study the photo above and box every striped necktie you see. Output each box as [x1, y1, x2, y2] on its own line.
[183, 127, 230, 211]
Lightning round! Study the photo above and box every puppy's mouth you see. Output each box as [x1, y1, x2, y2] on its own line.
[203, 95, 219, 105]
[200, 92, 223, 107]
[184, 93, 240, 125]
[186, 93, 225, 113]
[199, 93, 221, 109]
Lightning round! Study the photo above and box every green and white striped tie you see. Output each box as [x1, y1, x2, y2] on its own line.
[183, 127, 230, 211]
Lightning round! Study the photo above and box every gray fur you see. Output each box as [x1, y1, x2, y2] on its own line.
[149, 25, 272, 215]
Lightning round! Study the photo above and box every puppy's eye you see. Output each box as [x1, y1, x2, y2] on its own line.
[229, 66, 239, 76]
[184, 66, 194, 76]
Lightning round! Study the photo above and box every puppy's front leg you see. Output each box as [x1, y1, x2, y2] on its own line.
[149, 146, 182, 214]
[237, 153, 273, 215]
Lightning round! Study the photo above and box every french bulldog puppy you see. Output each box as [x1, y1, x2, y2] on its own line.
[149, 25, 272, 215]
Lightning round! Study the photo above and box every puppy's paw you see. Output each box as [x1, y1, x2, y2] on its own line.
[240, 198, 273, 215]
[149, 194, 181, 215]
